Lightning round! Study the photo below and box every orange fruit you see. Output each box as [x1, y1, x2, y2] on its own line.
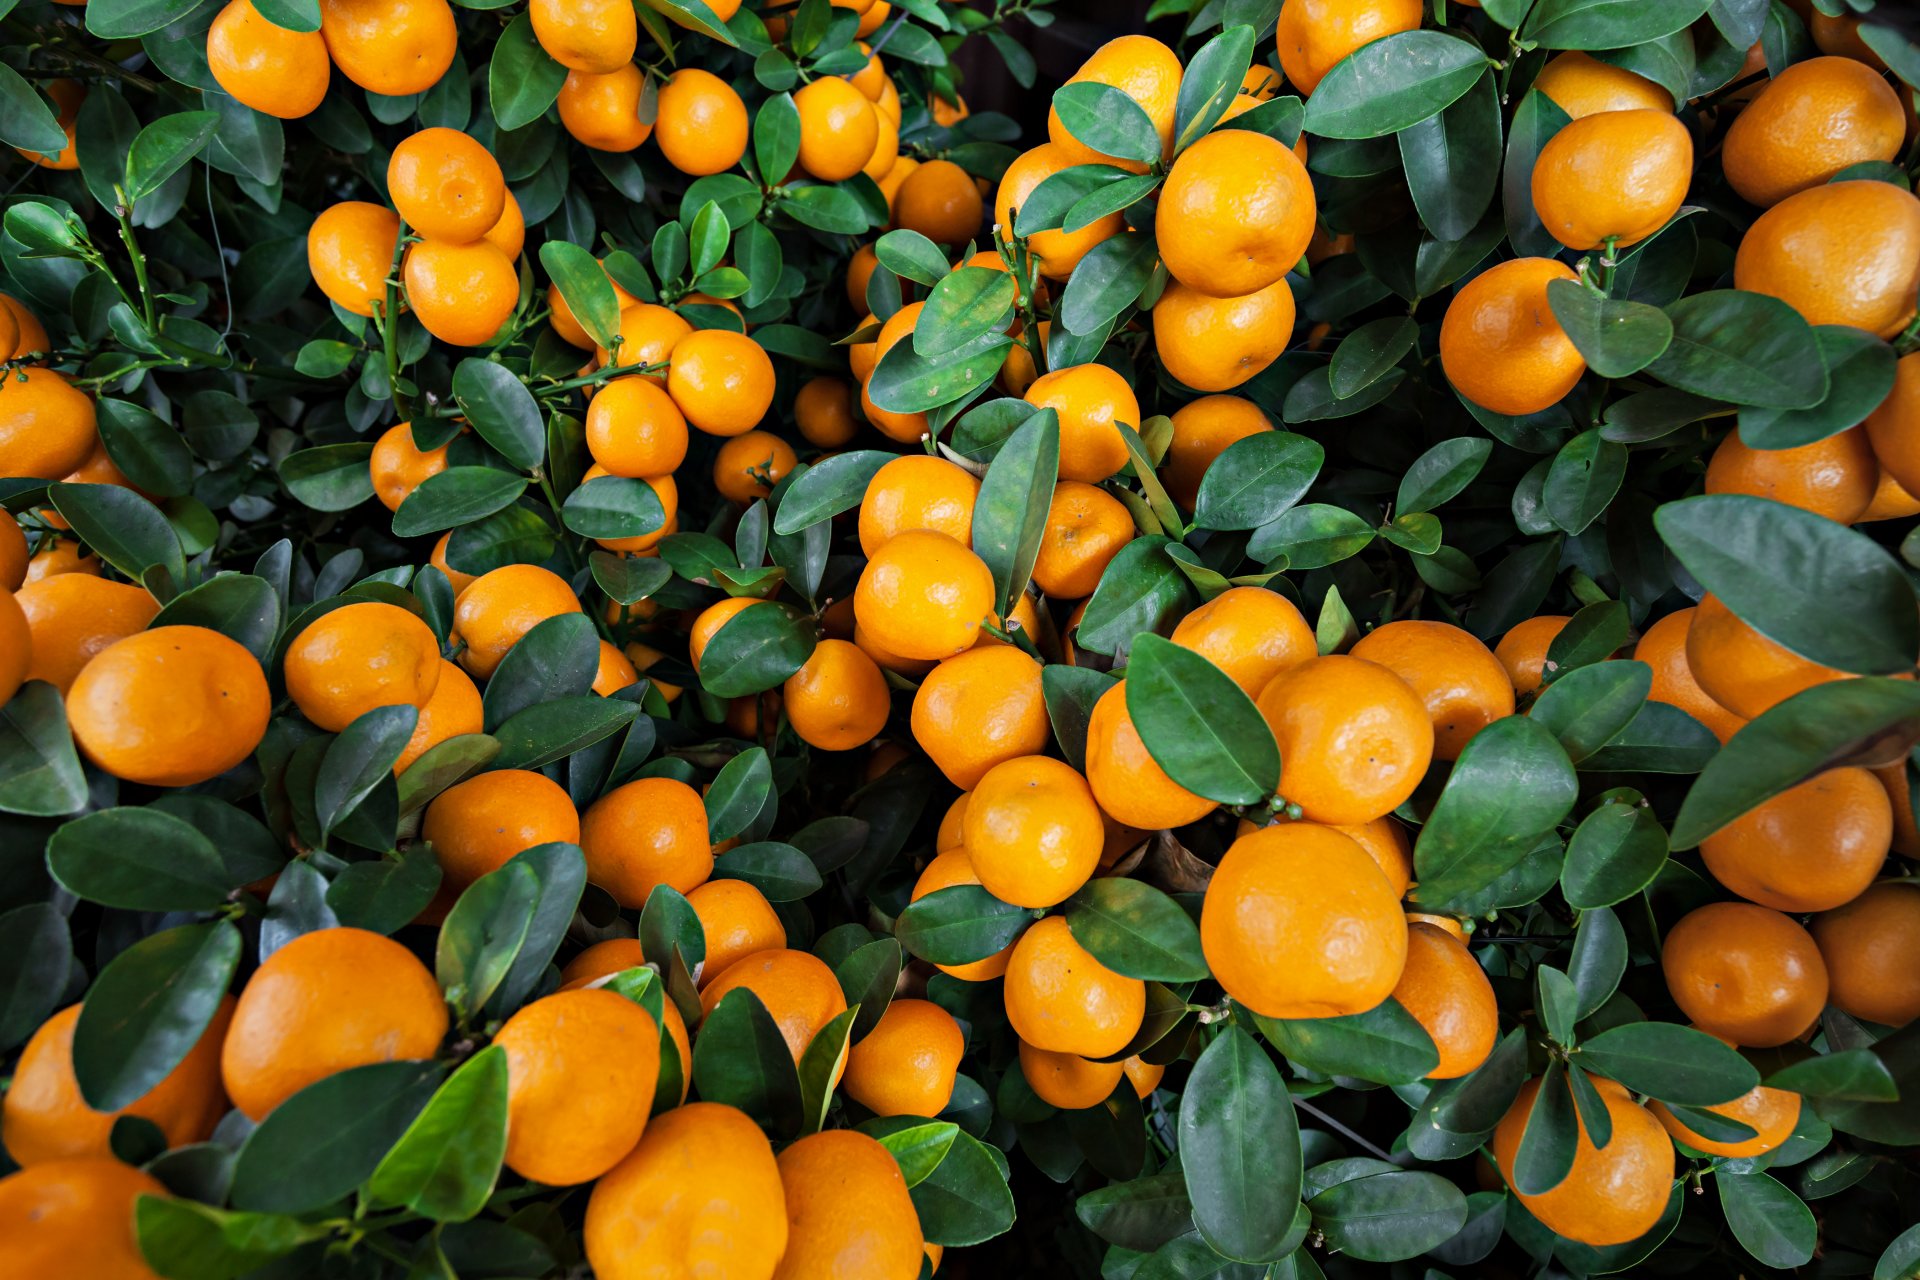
[598, 301, 693, 375]
[783, 638, 890, 752]
[559, 937, 646, 988]
[1122, 1055, 1164, 1097]
[1491, 1076, 1673, 1247]
[688, 596, 765, 675]
[713, 430, 798, 502]
[369, 421, 449, 512]
[1160, 396, 1274, 510]
[581, 776, 712, 908]
[1201, 822, 1407, 1018]
[1650, 1029, 1801, 1157]
[795, 76, 879, 181]
[1632, 607, 1746, 744]
[1086, 681, 1216, 830]
[530, 0, 635, 73]
[935, 793, 969, 850]
[858, 455, 979, 558]
[797, 375, 861, 446]
[1019, 1040, 1125, 1109]
[1392, 922, 1497, 1078]
[843, 998, 965, 1117]
[421, 767, 581, 900]
[586, 378, 688, 478]
[687, 878, 787, 984]
[1170, 585, 1315, 696]
[1811, 881, 1920, 1027]
[0, 1158, 170, 1280]
[1532, 51, 1672, 118]
[307, 201, 401, 317]
[451, 563, 582, 679]
[389, 129, 506, 244]
[654, 68, 749, 176]
[1153, 275, 1295, 394]
[854, 529, 996, 662]
[1662, 901, 1829, 1047]
[666, 329, 775, 437]
[700, 948, 847, 1063]
[773, 1130, 923, 1280]
[24, 539, 99, 583]
[592, 639, 639, 695]
[1494, 614, 1572, 696]
[1256, 654, 1434, 824]
[221, 926, 448, 1120]
[1047, 35, 1181, 171]
[1439, 257, 1586, 416]
[558, 64, 656, 152]
[584, 1103, 788, 1280]
[1722, 56, 1904, 208]
[1735, 180, 1920, 338]
[16, 576, 158, 695]
[3, 1000, 231, 1167]
[319, 0, 457, 95]
[285, 601, 441, 733]
[1867, 353, 1920, 497]
[1531, 108, 1692, 250]
[845, 244, 882, 313]
[1705, 424, 1876, 524]
[1025, 362, 1139, 483]
[0, 368, 96, 481]
[2, 292, 50, 361]
[1686, 593, 1848, 721]
[394, 658, 482, 772]
[963, 755, 1105, 908]
[0, 512, 25, 591]
[893, 159, 985, 244]
[207, 0, 330, 118]
[0, 592, 23, 708]
[910, 848, 1017, 981]
[994, 143, 1122, 280]
[1032, 481, 1134, 599]
[1158, 130, 1315, 297]
[66, 626, 270, 787]
[1237, 813, 1416, 898]
[1276, 0, 1422, 95]
[876, 155, 918, 219]
[494, 989, 658, 1186]
[1004, 916, 1145, 1057]
[483, 189, 525, 260]
[403, 239, 518, 347]
[1700, 767, 1889, 913]
[1349, 619, 1514, 761]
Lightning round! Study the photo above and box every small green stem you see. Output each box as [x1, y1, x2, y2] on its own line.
[534, 359, 666, 399]
[112, 195, 155, 330]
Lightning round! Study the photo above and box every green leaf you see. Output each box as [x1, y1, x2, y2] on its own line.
[48, 806, 233, 910]
[1530, 659, 1651, 763]
[1172, 25, 1255, 153]
[1873, 1222, 1920, 1280]
[392, 467, 529, 538]
[95, 398, 193, 497]
[1546, 280, 1673, 378]
[152, 574, 280, 660]
[1512, 1062, 1578, 1195]
[867, 329, 1012, 416]
[1718, 1172, 1816, 1268]
[1076, 1172, 1195, 1252]
[1737, 325, 1898, 450]
[280, 443, 376, 512]
[1124, 635, 1277, 805]
[835, 938, 902, 1042]
[1043, 664, 1117, 772]
[47, 482, 185, 586]
[1568, 905, 1627, 1019]
[909, 1129, 1016, 1246]
[698, 603, 815, 698]
[1397, 436, 1491, 514]
[1302, 31, 1489, 140]
[1076, 537, 1198, 658]
[1413, 716, 1579, 910]
[705, 747, 772, 843]
[1765, 1047, 1899, 1102]
[972, 407, 1061, 617]
[1057, 232, 1156, 336]
[72, 921, 240, 1111]
[895, 884, 1033, 966]
[0, 904, 72, 1052]
[0, 66, 71, 154]
[134, 1199, 324, 1280]
[436, 859, 539, 1020]
[125, 111, 219, 203]
[1524, 0, 1714, 49]
[0, 682, 88, 817]
[1648, 290, 1827, 409]
[1247, 503, 1375, 569]
[230, 1060, 443, 1213]
[1578, 1021, 1758, 1105]
[1063, 877, 1208, 982]
[1561, 800, 1668, 909]
[691, 987, 803, 1132]
[1253, 999, 1440, 1086]
[1308, 1170, 1469, 1263]
[1330, 317, 1418, 401]
[1397, 71, 1500, 242]
[916, 266, 1017, 359]
[1051, 81, 1163, 166]
[1656, 494, 1917, 676]
[1542, 599, 1629, 685]
[453, 359, 546, 471]
[562, 475, 668, 540]
[365, 1046, 508, 1222]
[1178, 1025, 1301, 1262]
[1542, 429, 1626, 535]
[688, 200, 728, 279]
[313, 704, 417, 840]
[482, 612, 598, 731]
[328, 846, 444, 935]
[1015, 164, 1136, 236]
[1193, 430, 1322, 532]
[490, 13, 567, 131]
[771, 449, 893, 535]
[754, 94, 802, 192]
[872, 1119, 960, 1188]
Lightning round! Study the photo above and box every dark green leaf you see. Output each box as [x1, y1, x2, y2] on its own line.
[1647, 290, 1827, 409]
[1718, 1172, 1816, 1268]
[1124, 635, 1277, 805]
[1546, 279, 1673, 378]
[972, 407, 1061, 616]
[73, 921, 240, 1111]
[1302, 32, 1489, 140]
[1178, 1025, 1301, 1262]
[1578, 1021, 1758, 1105]
[698, 603, 815, 698]
[1063, 877, 1208, 982]
[1193, 431, 1321, 532]
[895, 885, 1033, 966]
[1413, 716, 1579, 910]
[1051, 81, 1163, 166]
[1736, 326, 1897, 450]
[230, 1060, 443, 1212]
[1253, 999, 1439, 1086]
[1397, 71, 1500, 241]
[48, 806, 233, 910]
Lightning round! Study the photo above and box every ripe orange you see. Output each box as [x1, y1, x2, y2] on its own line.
[307, 201, 401, 317]
[403, 239, 518, 347]
[2, 292, 49, 361]
[207, 0, 330, 118]
[712, 430, 798, 502]
[530, 0, 635, 73]
[1735, 180, 1920, 338]
[1256, 654, 1434, 824]
[1200, 822, 1407, 1018]
[773, 1130, 924, 1280]
[494, 989, 658, 1186]
[666, 329, 775, 437]
[1650, 1029, 1801, 1157]
[1492, 1076, 1673, 1247]
[1686, 593, 1848, 721]
[1531, 51, 1672, 118]
[1632, 608, 1746, 744]
[935, 793, 969, 851]
[389, 128, 505, 245]
[0, 1158, 170, 1279]
[1349, 619, 1514, 761]
[1867, 353, 1920, 496]
[995, 143, 1122, 280]
[1153, 276, 1295, 393]
[654, 68, 749, 176]
[1086, 681, 1216, 830]
[1494, 614, 1572, 696]
[580, 776, 712, 907]
[23, 539, 99, 583]
[285, 600, 441, 733]
[1662, 901, 1829, 1047]
[1169, 585, 1314, 697]
[843, 998, 965, 1117]
[1701, 767, 1889, 913]
[894, 159, 985, 245]
[783, 638, 890, 752]
[1158, 131, 1315, 297]
[1276, 0, 1422, 95]
[964, 755, 1105, 908]
[598, 301, 693, 375]
[451, 563, 583, 678]
[1811, 881, 1920, 1027]
[586, 377, 689, 478]
[1004, 917, 1145, 1057]
[1531, 109, 1692, 250]
[1439, 257, 1586, 416]
[1047, 35, 1181, 171]
[1722, 56, 1904, 208]
[1160, 396, 1274, 510]
[700, 948, 847, 1063]
[483, 189, 525, 260]
[858, 455, 979, 557]
[1032, 481, 1134, 599]
[558, 64, 655, 152]
[222, 927, 448, 1120]
[795, 76, 879, 181]
[421, 768, 581, 900]
[1705, 424, 1876, 524]
[1025, 362, 1139, 483]
[3, 1000, 231, 1167]
[855, 529, 996, 662]
[0, 368, 96, 481]
[318, 0, 457, 95]
[1122, 1054, 1164, 1097]
[797, 375, 861, 446]
[369, 422, 449, 512]
[66, 626, 270, 787]
[0, 512, 25, 591]
[394, 658, 482, 772]
[910, 848, 1017, 981]
[1019, 1040, 1125, 1109]
[559, 937, 646, 988]
[686, 878, 787, 983]
[1392, 922, 1497, 1078]
[16, 576, 158, 695]
[584, 1103, 788, 1280]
